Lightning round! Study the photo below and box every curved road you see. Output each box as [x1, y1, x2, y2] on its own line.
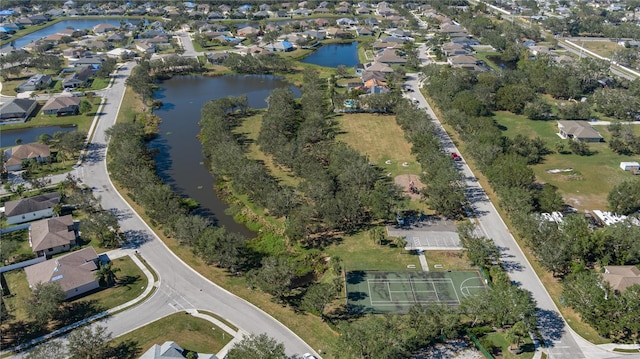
[405, 71, 628, 359]
[14, 62, 318, 357]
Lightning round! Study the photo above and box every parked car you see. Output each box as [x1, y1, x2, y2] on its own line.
[303, 354, 318, 359]
[451, 152, 461, 161]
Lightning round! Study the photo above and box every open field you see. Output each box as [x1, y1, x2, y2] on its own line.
[110, 312, 231, 355]
[325, 230, 421, 272]
[579, 40, 620, 59]
[335, 113, 421, 177]
[493, 111, 640, 210]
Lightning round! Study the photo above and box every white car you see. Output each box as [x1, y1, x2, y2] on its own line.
[303, 353, 318, 359]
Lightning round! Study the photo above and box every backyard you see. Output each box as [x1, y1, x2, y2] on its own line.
[493, 111, 640, 210]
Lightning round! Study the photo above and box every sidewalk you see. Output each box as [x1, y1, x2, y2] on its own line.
[186, 310, 245, 359]
[2, 249, 156, 355]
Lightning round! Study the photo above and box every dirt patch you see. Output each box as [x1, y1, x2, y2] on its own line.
[394, 174, 424, 200]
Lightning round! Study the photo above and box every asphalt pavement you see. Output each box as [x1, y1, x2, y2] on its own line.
[405, 73, 630, 358]
[9, 61, 318, 358]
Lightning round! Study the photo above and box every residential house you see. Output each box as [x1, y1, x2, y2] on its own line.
[557, 120, 604, 142]
[4, 192, 60, 225]
[63, 47, 92, 59]
[373, 41, 402, 50]
[243, 45, 269, 56]
[29, 215, 78, 257]
[70, 56, 104, 69]
[252, 10, 270, 19]
[529, 45, 551, 57]
[0, 98, 38, 123]
[356, 7, 372, 15]
[196, 3, 210, 13]
[314, 18, 329, 27]
[302, 30, 325, 41]
[336, 18, 357, 27]
[107, 32, 125, 43]
[265, 40, 294, 52]
[237, 25, 261, 37]
[207, 52, 229, 64]
[139, 341, 217, 359]
[3, 142, 50, 172]
[135, 41, 155, 54]
[324, 27, 351, 39]
[450, 36, 480, 47]
[93, 23, 118, 34]
[376, 48, 407, 64]
[17, 74, 52, 92]
[25, 247, 100, 299]
[439, 23, 467, 35]
[335, 6, 351, 14]
[62, 66, 94, 89]
[207, 12, 224, 19]
[291, 8, 311, 16]
[363, 17, 379, 27]
[448, 54, 479, 68]
[42, 96, 81, 116]
[602, 266, 640, 292]
[145, 35, 171, 48]
[313, 7, 331, 14]
[442, 43, 469, 56]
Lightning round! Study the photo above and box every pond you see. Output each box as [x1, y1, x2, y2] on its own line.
[0, 125, 76, 148]
[300, 42, 360, 68]
[5, 18, 141, 49]
[151, 75, 301, 237]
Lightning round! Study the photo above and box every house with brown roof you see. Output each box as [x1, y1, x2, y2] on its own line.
[4, 192, 60, 225]
[25, 247, 99, 299]
[29, 214, 78, 257]
[93, 23, 118, 34]
[602, 266, 640, 292]
[3, 143, 50, 172]
[557, 120, 603, 142]
[376, 48, 406, 64]
[42, 96, 81, 116]
[237, 25, 261, 37]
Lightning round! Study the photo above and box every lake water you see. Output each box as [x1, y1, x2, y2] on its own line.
[7, 18, 140, 49]
[0, 125, 76, 147]
[151, 75, 301, 237]
[300, 42, 359, 68]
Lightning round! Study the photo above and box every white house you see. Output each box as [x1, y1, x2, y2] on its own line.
[4, 192, 60, 225]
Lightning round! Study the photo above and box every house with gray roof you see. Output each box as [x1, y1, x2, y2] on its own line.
[558, 120, 603, 142]
[29, 214, 78, 257]
[139, 341, 217, 359]
[0, 98, 37, 123]
[4, 192, 60, 225]
[42, 96, 81, 116]
[25, 246, 99, 299]
[17, 74, 52, 92]
[3, 142, 51, 172]
[62, 66, 94, 89]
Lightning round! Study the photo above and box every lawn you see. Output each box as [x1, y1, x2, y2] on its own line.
[492, 111, 640, 210]
[324, 230, 421, 272]
[335, 113, 421, 177]
[0, 229, 32, 263]
[579, 40, 620, 59]
[90, 77, 111, 91]
[481, 330, 535, 359]
[0, 255, 146, 348]
[110, 312, 231, 355]
[233, 111, 301, 188]
[0, 97, 101, 134]
[425, 250, 475, 272]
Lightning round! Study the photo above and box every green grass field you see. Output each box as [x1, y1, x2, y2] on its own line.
[335, 113, 421, 177]
[345, 270, 486, 314]
[493, 111, 640, 210]
[579, 40, 620, 59]
[110, 312, 232, 356]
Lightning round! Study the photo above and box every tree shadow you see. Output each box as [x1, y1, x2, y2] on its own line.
[61, 299, 104, 325]
[116, 275, 140, 286]
[346, 271, 365, 285]
[107, 339, 140, 359]
[536, 308, 566, 344]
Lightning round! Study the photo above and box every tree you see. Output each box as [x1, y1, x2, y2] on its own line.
[608, 180, 640, 215]
[67, 325, 113, 359]
[95, 261, 120, 287]
[335, 64, 349, 78]
[226, 333, 287, 359]
[80, 210, 121, 248]
[246, 256, 296, 302]
[458, 223, 499, 268]
[301, 283, 335, 319]
[79, 100, 92, 114]
[369, 226, 386, 247]
[25, 341, 67, 359]
[26, 282, 66, 327]
[506, 321, 528, 350]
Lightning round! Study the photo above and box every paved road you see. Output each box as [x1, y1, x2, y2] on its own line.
[12, 62, 318, 358]
[404, 72, 628, 358]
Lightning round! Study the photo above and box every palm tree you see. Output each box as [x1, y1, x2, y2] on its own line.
[95, 261, 120, 287]
[395, 236, 407, 253]
[369, 227, 386, 247]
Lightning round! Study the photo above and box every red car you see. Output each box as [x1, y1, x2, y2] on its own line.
[451, 152, 461, 161]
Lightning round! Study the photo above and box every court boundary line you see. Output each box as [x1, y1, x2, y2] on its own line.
[367, 278, 459, 305]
